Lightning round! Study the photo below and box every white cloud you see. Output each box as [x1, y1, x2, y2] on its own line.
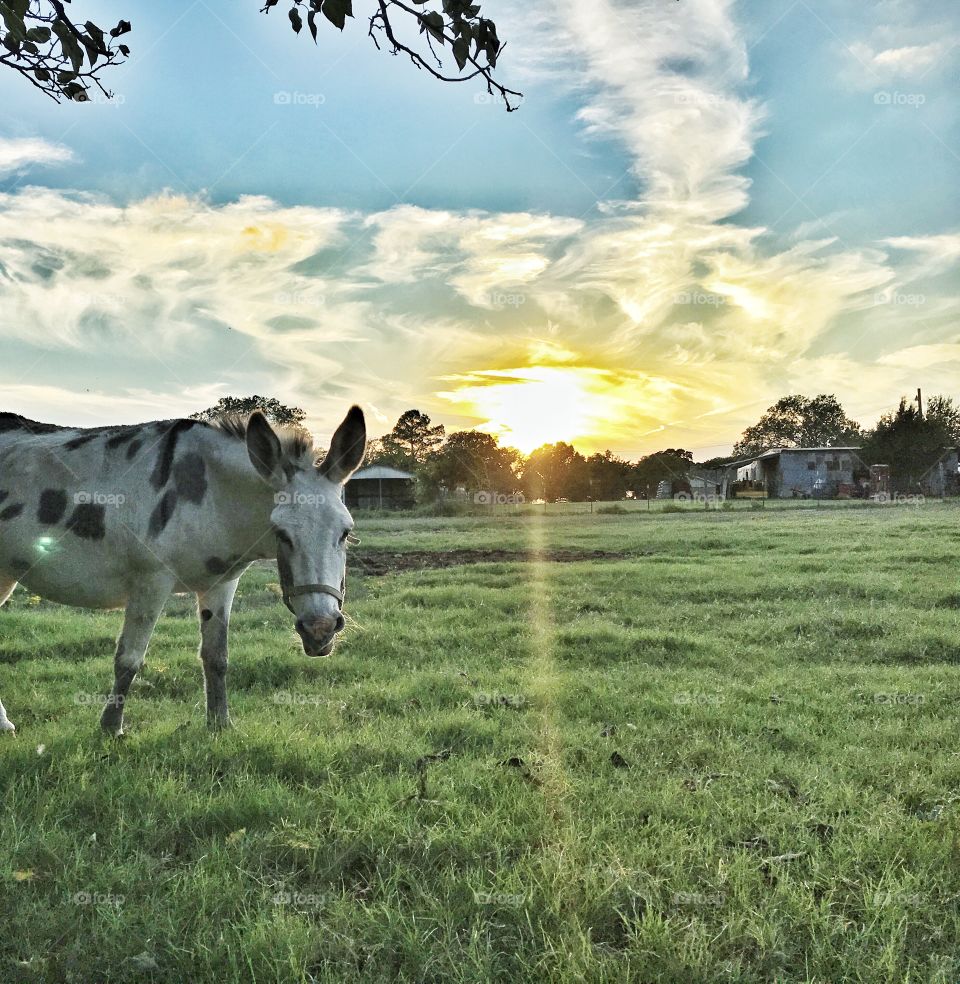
[0, 137, 73, 175]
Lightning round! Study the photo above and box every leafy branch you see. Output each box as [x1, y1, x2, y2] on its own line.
[0, 0, 130, 102]
[263, 0, 522, 111]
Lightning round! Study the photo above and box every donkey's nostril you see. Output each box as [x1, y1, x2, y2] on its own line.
[334, 613, 345, 633]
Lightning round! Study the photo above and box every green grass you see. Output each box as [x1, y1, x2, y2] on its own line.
[2, 504, 960, 982]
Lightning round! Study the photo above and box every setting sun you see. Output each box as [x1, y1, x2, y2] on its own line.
[438, 365, 616, 454]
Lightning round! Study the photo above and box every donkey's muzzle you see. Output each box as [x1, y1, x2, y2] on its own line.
[295, 614, 344, 658]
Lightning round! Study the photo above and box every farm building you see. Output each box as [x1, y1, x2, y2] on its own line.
[344, 465, 416, 510]
[734, 447, 863, 499]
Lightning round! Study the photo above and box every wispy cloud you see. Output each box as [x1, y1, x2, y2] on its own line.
[0, 137, 73, 175]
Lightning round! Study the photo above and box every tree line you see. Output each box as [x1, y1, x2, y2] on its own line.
[191, 392, 960, 502]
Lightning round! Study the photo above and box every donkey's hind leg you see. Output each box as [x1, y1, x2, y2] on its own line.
[0, 578, 17, 732]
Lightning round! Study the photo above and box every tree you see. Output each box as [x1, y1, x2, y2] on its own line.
[631, 449, 693, 497]
[924, 394, 960, 446]
[2, 1, 520, 109]
[190, 395, 306, 426]
[522, 442, 590, 502]
[861, 397, 954, 491]
[428, 430, 519, 493]
[733, 395, 862, 458]
[586, 450, 632, 501]
[379, 409, 445, 466]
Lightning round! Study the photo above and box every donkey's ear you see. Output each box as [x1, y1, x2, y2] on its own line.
[246, 412, 286, 487]
[319, 405, 366, 485]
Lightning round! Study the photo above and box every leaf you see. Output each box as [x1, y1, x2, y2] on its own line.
[452, 35, 468, 70]
[307, 9, 317, 41]
[24, 25, 50, 43]
[109, 19, 132, 38]
[34, 67, 49, 81]
[127, 952, 160, 973]
[52, 19, 84, 73]
[322, 0, 352, 31]
[226, 827, 247, 844]
[288, 6, 302, 33]
[422, 10, 445, 43]
[118, 43, 130, 56]
[12, 869, 35, 882]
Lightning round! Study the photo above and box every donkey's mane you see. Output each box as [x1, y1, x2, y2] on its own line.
[207, 414, 317, 464]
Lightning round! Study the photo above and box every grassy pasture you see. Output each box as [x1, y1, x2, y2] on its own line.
[1, 503, 960, 982]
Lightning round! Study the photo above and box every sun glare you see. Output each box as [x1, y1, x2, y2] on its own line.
[440, 365, 614, 454]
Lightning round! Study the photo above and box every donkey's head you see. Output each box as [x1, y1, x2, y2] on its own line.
[246, 406, 366, 657]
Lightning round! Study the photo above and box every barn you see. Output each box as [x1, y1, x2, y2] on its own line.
[734, 447, 863, 499]
[344, 465, 416, 510]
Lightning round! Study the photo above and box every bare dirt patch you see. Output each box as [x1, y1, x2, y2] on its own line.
[352, 548, 626, 576]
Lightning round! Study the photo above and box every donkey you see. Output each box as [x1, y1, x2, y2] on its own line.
[0, 406, 366, 735]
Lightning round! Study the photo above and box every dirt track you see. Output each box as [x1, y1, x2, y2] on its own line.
[351, 548, 626, 576]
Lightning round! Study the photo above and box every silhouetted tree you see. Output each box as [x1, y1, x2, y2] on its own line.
[522, 442, 590, 501]
[861, 397, 954, 492]
[378, 409, 445, 467]
[191, 395, 306, 426]
[631, 449, 693, 497]
[586, 450, 632, 500]
[734, 395, 862, 457]
[427, 430, 519, 493]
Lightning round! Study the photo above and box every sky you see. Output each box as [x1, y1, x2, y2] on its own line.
[0, 0, 957, 458]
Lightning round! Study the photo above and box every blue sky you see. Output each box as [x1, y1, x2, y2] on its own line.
[0, 0, 957, 457]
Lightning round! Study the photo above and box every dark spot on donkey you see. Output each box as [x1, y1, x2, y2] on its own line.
[0, 503, 24, 521]
[37, 488, 68, 525]
[150, 419, 197, 490]
[64, 432, 100, 450]
[66, 503, 107, 540]
[126, 439, 143, 460]
[205, 557, 231, 576]
[148, 490, 178, 537]
[173, 452, 207, 505]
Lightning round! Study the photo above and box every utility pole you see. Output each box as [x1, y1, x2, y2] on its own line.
[917, 388, 923, 419]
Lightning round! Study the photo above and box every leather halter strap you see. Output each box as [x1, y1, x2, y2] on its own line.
[283, 582, 344, 610]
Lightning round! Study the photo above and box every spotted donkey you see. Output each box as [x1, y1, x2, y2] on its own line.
[0, 406, 366, 734]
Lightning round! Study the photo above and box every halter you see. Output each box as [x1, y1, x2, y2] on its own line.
[278, 533, 357, 615]
[282, 580, 344, 614]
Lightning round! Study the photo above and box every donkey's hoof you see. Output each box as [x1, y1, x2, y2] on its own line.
[99, 713, 125, 738]
[0, 720, 15, 734]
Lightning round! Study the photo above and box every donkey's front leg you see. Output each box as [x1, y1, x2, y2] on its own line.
[197, 578, 240, 730]
[0, 578, 17, 732]
[100, 577, 171, 736]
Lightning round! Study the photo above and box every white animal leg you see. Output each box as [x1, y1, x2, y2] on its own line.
[0, 578, 16, 732]
[100, 577, 171, 736]
[197, 578, 240, 730]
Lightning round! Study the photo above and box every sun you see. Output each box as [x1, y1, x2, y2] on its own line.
[438, 365, 614, 454]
